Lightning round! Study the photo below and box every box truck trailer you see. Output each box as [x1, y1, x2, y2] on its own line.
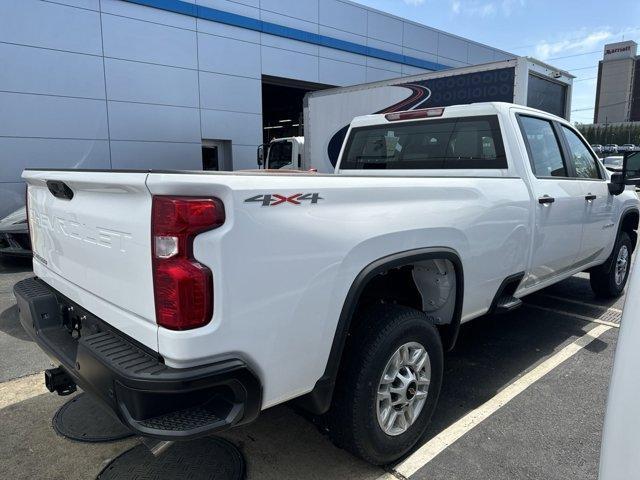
[260, 57, 574, 172]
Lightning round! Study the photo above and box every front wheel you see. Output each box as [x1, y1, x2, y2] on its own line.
[590, 231, 633, 298]
[325, 304, 443, 465]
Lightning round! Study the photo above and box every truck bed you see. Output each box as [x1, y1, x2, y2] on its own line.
[25, 167, 531, 397]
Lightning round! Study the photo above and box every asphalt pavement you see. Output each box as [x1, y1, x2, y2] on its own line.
[0, 257, 624, 480]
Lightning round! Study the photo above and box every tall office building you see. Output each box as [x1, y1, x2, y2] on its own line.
[594, 40, 639, 123]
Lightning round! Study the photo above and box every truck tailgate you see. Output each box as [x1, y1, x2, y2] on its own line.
[23, 170, 157, 349]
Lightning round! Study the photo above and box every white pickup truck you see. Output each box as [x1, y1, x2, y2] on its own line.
[15, 103, 640, 465]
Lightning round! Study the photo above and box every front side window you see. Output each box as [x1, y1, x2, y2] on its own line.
[561, 126, 601, 179]
[340, 115, 507, 170]
[518, 116, 567, 177]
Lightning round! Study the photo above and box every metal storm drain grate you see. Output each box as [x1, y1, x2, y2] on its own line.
[599, 308, 622, 324]
[97, 437, 246, 480]
[53, 393, 134, 443]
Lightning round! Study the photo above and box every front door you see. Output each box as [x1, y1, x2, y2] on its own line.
[517, 114, 585, 287]
[557, 124, 616, 265]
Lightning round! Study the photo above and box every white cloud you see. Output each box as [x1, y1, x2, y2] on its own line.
[449, 0, 523, 17]
[535, 29, 613, 60]
[477, 3, 497, 16]
[403, 0, 426, 5]
[500, 0, 525, 16]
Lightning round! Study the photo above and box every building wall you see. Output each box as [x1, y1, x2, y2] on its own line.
[595, 58, 635, 124]
[0, 0, 513, 216]
[630, 60, 640, 122]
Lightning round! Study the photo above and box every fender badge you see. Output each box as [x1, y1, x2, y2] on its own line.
[244, 193, 323, 206]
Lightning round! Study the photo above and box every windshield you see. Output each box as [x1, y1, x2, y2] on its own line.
[340, 115, 507, 170]
[267, 141, 293, 169]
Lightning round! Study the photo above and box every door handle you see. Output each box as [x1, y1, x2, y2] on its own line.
[585, 194, 596, 201]
[538, 195, 555, 204]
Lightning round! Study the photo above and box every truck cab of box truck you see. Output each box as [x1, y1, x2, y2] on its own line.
[258, 137, 305, 170]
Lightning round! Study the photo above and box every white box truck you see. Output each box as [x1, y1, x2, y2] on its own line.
[261, 57, 573, 172]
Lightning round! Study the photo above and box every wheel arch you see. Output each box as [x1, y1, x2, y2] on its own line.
[294, 247, 464, 415]
[590, 207, 639, 276]
[620, 208, 639, 251]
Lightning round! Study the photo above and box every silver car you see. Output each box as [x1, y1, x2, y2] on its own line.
[0, 207, 31, 257]
[602, 156, 624, 172]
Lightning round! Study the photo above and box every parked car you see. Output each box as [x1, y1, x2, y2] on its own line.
[0, 207, 31, 258]
[605, 144, 620, 153]
[599, 223, 640, 479]
[620, 144, 637, 152]
[15, 103, 640, 465]
[602, 156, 624, 172]
[592, 144, 604, 153]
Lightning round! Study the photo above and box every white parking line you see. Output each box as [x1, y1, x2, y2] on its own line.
[540, 294, 623, 314]
[0, 372, 47, 409]
[527, 304, 621, 328]
[380, 323, 613, 479]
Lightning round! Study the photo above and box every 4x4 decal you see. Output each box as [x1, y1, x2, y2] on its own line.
[244, 193, 323, 206]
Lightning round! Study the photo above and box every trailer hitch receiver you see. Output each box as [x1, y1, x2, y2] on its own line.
[45, 367, 77, 396]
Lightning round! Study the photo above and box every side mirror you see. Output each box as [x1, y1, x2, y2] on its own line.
[623, 151, 640, 185]
[608, 172, 625, 195]
[256, 145, 264, 167]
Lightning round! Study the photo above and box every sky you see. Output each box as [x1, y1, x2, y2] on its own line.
[356, 0, 640, 124]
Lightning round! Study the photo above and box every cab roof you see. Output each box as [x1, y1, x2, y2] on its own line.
[348, 102, 567, 128]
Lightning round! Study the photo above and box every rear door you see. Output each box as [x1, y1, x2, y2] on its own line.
[516, 114, 585, 286]
[24, 170, 157, 347]
[557, 124, 615, 265]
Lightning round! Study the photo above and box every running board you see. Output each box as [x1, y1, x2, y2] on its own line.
[494, 295, 523, 313]
[489, 272, 525, 315]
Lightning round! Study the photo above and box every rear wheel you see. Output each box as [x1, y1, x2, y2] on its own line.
[590, 231, 632, 298]
[325, 304, 443, 465]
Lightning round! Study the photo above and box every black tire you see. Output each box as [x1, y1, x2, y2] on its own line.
[324, 303, 443, 465]
[590, 231, 633, 298]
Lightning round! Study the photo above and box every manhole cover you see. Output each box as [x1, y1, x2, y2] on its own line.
[53, 393, 134, 443]
[98, 437, 245, 480]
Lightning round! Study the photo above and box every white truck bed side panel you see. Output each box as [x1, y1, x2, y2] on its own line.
[146, 173, 531, 407]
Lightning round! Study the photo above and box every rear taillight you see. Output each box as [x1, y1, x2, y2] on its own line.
[385, 107, 445, 121]
[151, 196, 225, 330]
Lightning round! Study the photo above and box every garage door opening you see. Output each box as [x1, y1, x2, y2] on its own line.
[261, 76, 333, 144]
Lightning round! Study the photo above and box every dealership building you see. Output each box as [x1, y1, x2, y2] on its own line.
[594, 40, 640, 124]
[0, 0, 515, 216]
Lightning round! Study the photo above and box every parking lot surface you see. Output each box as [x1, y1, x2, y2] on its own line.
[0, 257, 624, 480]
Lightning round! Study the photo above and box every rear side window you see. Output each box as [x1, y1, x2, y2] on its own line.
[340, 115, 507, 170]
[518, 116, 567, 177]
[561, 126, 601, 179]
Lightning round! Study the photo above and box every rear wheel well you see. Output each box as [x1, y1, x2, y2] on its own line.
[349, 260, 457, 336]
[353, 265, 422, 315]
[295, 251, 463, 415]
[343, 254, 463, 362]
